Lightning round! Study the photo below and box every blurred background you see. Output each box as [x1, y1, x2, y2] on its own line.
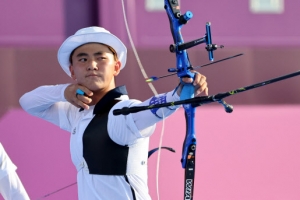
[0, 0, 300, 199]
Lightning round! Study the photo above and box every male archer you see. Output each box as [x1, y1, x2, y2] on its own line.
[19, 26, 208, 199]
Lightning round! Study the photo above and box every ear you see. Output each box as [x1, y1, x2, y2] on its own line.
[113, 61, 121, 76]
[69, 65, 77, 80]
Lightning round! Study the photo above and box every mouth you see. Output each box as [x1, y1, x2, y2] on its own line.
[86, 74, 99, 78]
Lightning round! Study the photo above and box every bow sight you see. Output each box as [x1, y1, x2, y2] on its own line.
[166, 0, 223, 62]
[169, 22, 224, 60]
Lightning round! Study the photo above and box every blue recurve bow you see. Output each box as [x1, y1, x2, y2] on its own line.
[113, 1, 300, 200]
[164, 1, 218, 199]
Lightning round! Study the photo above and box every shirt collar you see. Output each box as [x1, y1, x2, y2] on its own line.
[86, 85, 128, 115]
[79, 86, 128, 114]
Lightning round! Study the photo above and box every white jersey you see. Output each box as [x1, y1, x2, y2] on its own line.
[19, 84, 180, 200]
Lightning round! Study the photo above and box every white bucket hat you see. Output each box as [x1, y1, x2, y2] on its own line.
[57, 26, 127, 77]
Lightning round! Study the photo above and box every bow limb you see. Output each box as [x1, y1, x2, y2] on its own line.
[120, 1, 166, 200]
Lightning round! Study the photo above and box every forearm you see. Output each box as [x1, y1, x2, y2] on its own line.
[19, 84, 71, 127]
[133, 89, 181, 131]
[19, 84, 69, 114]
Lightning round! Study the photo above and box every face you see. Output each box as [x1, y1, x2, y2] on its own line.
[69, 43, 121, 93]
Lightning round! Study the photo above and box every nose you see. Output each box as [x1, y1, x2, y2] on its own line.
[87, 60, 98, 71]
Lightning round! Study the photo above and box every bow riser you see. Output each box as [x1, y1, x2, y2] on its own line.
[165, 0, 194, 79]
[165, 1, 201, 199]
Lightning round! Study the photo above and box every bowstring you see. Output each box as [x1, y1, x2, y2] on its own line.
[120, 0, 158, 96]
[121, 1, 166, 200]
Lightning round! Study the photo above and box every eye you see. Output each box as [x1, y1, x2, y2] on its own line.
[79, 58, 87, 62]
[98, 56, 107, 60]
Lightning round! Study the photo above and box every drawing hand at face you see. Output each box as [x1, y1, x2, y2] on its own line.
[176, 72, 208, 97]
[64, 84, 93, 110]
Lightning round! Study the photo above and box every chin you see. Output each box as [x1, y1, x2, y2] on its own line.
[87, 84, 105, 92]
[87, 86, 102, 92]
[82, 81, 101, 90]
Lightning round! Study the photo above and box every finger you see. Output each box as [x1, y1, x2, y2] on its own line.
[195, 82, 208, 96]
[204, 87, 208, 96]
[197, 74, 206, 86]
[75, 93, 91, 109]
[193, 73, 201, 86]
[181, 77, 193, 84]
[77, 94, 92, 104]
[200, 82, 208, 95]
[75, 98, 89, 110]
[76, 88, 85, 96]
[192, 72, 206, 86]
[77, 86, 93, 97]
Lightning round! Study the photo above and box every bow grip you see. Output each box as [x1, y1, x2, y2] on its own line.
[180, 82, 195, 100]
[179, 71, 197, 100]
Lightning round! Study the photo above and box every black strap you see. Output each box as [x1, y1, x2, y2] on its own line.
[148, 146, 175, 158]
[124, 175, 136, 200]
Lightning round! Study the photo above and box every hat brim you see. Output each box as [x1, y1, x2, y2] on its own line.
[58, 32, 127, 77]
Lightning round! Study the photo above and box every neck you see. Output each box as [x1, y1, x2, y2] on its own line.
[89, 85, 116, 106]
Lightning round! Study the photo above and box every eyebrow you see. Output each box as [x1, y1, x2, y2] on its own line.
[75, 51, 106, 58]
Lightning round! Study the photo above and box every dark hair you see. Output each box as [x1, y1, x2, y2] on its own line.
[69, 43, 118, 65]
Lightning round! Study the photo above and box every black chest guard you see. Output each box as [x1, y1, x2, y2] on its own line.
[82, 86, 129, 175]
